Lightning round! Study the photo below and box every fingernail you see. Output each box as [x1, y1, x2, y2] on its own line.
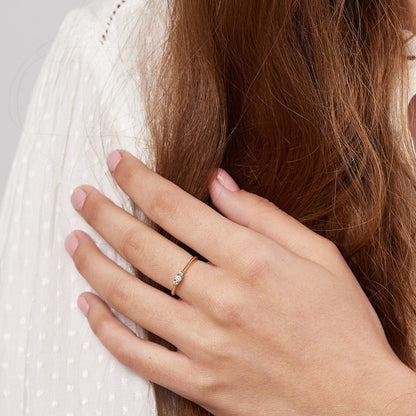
[107, 150, 122, 173]
[77, 296, 90, 317]
[71, 188, 87, 211]
[64, 233, 79, 257]
[216, 168, 240, 192]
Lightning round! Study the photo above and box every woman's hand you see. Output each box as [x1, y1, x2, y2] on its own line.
[64, 149, 416, 416]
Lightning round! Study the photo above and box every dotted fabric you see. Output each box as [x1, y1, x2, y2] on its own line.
[1, 1, 416, 414]
[0, 0, 165, 414]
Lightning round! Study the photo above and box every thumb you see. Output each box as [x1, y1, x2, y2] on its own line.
[208, 168, 337, 263]
[209, 168, 283, 234]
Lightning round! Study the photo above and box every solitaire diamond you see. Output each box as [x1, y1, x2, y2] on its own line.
[173, 274, 182, 285]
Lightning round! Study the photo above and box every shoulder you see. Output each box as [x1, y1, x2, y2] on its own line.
[50, 0, 167, 101]
[36, 0, 161, 133]
[15, 0, 159, 217]
[57, 0, 160, 47]
[45, 0, 145, 70]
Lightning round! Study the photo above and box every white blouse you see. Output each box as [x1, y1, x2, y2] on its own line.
[1, 0, 416, 414]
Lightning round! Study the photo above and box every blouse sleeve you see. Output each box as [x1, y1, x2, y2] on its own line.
[0, 1, 157, 415]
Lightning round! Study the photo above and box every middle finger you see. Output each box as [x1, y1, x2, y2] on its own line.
[71, 184, 219, 304]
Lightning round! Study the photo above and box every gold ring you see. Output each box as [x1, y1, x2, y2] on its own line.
[171, 256, 198, 296]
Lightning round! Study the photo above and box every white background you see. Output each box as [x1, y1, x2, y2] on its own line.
[0, 0, 84, 199]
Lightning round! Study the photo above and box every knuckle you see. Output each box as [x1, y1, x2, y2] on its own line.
[105, 276, 132, 307]
[209, 292, 245, 328]
[191, 366, 228, 410]
[201, 334, 229, 360]
[321, 236, 340, 256]
[90, 312, 114, 340]
[237, 244, 271, 279]
[147, 187, 180, 222]
[219, 301, 244, 327]
[192, 321, 224, 353]
[119, 229, 145, 264]
[242, 192, 276, 225]
[192, 369, 218, 399]
[112, 341, 136, 370]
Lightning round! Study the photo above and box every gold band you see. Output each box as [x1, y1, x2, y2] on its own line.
[171, 255, 198, 296]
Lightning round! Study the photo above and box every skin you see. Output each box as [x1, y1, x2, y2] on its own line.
[65, 149, 416, 415]
[406, 0, 416, 140]
[403, 0, 416, 34]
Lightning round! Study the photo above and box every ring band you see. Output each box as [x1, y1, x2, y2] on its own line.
[171, 255, 198, 296]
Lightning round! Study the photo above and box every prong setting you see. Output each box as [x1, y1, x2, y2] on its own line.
[173, 271, 184, 286]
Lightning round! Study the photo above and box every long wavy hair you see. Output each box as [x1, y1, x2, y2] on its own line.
[124, 0, 416, 414]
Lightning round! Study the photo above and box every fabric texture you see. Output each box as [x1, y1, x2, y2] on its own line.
[1, 1, 416, 414]
[0, 0, 165, 414]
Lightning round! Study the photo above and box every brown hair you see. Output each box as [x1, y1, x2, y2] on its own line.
[126, 1, 416, 414]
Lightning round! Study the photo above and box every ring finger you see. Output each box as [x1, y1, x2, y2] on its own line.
[67, 229, 204, 355]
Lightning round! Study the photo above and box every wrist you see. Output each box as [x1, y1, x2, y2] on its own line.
[362, 357, 416, 416]
[379, 365, 416, 416]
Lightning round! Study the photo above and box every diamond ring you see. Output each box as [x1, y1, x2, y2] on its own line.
[170, 256, 198, 296]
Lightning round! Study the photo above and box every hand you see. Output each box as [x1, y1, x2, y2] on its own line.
[65, 149, 416, 416]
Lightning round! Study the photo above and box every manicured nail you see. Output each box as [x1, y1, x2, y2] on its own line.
[64, 233, 79, 257]
[216, 168, 240, 192]
[71, 188, 87, 211]
[77, 296, 89, 317]
[107, 150, 122, 173]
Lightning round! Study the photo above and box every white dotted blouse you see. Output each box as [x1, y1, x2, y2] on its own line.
[0, 0, 167, 413]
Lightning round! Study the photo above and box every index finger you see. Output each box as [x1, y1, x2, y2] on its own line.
[107, 150, 263, 269]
